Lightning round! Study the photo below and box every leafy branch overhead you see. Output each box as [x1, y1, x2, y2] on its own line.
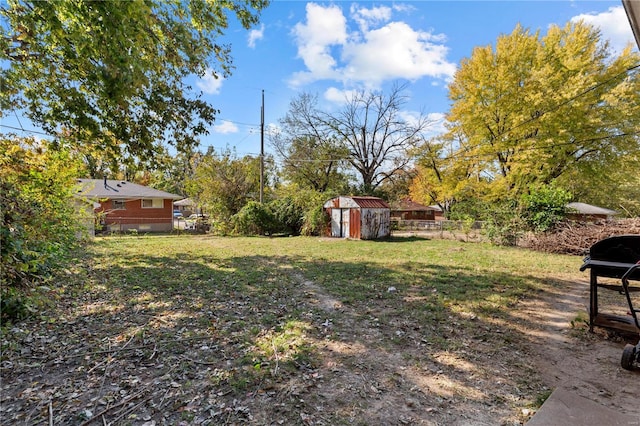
[0, 0, 269, 162]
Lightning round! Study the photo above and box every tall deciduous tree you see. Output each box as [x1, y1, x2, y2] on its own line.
[0, 0, 269, 163]
[327, 83, 436, 194]
[272, 84, 437, 195]
[270, 93, 350, 193]
[420, 21, 640, 207]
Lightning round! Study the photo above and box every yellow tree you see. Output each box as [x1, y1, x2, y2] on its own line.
[429, 21, 640, 206]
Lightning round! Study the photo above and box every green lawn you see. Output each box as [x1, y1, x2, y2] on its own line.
[2, 234, 584, 425]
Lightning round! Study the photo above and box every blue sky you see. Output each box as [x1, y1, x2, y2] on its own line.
[198, 0, 637, 158]
[3, 1, 637, 160]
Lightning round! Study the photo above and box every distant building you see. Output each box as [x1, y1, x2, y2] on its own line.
[566, 202, 618, 222]
[389, 199, 437, 221]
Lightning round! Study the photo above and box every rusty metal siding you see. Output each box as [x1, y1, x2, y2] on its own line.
[349, 208, 361, 239]
[360, 208, 390, 239]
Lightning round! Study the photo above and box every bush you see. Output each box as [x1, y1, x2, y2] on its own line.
[232, 201, 277, 235]
[270, 196, 304, 235]
[521, 186, 572, 232]
[301, 204, 329, 236]
[481, 199, 524, 246]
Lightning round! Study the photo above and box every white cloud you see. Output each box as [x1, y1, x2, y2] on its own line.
[398, 110, 447, 138]
[288, 3, 456, 89]
[290, 3, 348, 85]
[571, 6, 636, 53]
[350, 4, 392, 33]
[248, 24, 264, 48]
[342, 22, 456, 86]
[323, 87, 359, 104]
[196, 70, 224, 95]
[213, 120, 238, 134]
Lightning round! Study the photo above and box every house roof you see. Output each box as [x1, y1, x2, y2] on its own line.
[567, 202, 618, 216]
[76, 179, 182, 200]
[623, 0, 640, 49]
[389, 199, 436, 212]
[174, 198, 195, 207]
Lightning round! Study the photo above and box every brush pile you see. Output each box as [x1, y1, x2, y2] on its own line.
[520, 218, 640, 255]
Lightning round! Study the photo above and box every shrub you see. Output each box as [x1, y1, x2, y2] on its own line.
[521, 186, 572, 232]
[232, 201, 277, 236]
[481, 199, 524, 246]
[270, 196, 304, 235]
[0, 137, 84, 323]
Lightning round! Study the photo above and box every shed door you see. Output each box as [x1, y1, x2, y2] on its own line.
[331, 209, 341, 237]
[341, 208, 350, 238]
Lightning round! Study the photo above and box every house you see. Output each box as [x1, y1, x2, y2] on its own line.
[323, 196, 390, 240]
[76, 178, 182, 233]
[566, 202, 618, 222]
[174, 197, 196, 216]
[429, 205, 446, 221]
[389, 198, 437, 221]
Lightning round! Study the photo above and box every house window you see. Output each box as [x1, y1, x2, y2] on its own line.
[141, 199, 163, 208]
[112, 199, 126, 210]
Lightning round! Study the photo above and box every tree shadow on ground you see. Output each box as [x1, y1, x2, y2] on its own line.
[1, 238, 581, 425]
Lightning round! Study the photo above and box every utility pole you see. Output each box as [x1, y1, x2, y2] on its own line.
[260, 89, 264, 204]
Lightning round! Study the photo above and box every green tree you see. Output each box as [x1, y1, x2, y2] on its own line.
[410, 135, 491, 216]
[431, 21, 640, 203]
[187, 148, 263, 224]
[1, 0, 269, 164]
[521, 185, 572, 232]
[272, 184, 334, 236]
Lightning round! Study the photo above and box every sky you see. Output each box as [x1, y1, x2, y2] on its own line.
[2, 1, 638, 160]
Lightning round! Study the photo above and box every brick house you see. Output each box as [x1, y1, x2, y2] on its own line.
[389, 198, 437, 221]
[77, 178, 182, 233]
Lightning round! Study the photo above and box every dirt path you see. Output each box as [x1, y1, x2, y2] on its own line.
[294, 269, 640, 424]
[517, 279, 640, 419]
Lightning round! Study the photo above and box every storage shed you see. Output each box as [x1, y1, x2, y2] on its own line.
[323, 196, 390, 240]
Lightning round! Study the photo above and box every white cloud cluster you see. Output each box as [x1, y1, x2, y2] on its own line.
[248, 24, 265, 49]
[571, 6, 636, 53]
[289, 2, 456, 89]
[196, 70, 225, 95]
[213, 120, 238, 134]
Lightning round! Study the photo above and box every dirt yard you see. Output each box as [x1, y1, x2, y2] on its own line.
[2, 237, 640, 425]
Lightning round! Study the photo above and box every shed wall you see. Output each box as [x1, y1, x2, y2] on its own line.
[360, 208, 390, 239]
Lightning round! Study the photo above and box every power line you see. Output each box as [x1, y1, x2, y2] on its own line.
[0, 123, 52, 137]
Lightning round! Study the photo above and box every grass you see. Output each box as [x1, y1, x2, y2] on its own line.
[2, 234, 584, 425]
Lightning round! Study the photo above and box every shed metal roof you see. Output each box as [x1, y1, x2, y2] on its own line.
[324, 196, 390, 209]
[347, 196, 390, 209]
[76, 179, 182, 200]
